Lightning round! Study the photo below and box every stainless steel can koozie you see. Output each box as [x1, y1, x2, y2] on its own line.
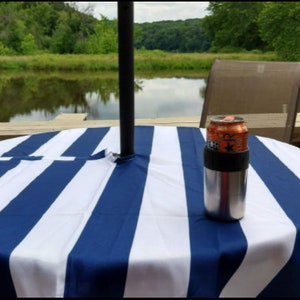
[203, 116, 249, 221]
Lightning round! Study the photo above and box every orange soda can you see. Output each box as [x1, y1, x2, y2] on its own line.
[206, 115, 248, 152]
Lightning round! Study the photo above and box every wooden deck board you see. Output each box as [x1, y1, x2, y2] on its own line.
[53, 113, 88, 122]
[204, 113, 288, 128]
[0, 113, 299, 146]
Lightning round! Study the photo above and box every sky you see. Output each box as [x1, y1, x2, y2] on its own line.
[75, 2, 210, 23]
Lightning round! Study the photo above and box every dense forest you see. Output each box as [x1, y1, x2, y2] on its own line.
[134, 19, 210, 52]
[0, 1, 299, 61]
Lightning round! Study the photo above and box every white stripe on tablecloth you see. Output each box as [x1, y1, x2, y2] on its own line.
[9, 127, 119, 297]
[31, 128, 86, 157]
[0, 128, 87, 211]
[124, 126, 190, 297]
[0, 135, 30, 156]
[220, 165, 296, 297]
[92, 126, 120, 155]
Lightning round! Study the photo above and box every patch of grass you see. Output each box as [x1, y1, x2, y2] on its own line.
[0, 51, 278, 72]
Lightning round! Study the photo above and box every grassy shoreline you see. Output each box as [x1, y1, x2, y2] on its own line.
[0, 50, 277, 73]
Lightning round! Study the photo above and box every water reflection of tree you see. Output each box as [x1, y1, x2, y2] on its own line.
[0, 76, 85, 121]
[92, 79, 143, 103]
[0, 72, 144, 122]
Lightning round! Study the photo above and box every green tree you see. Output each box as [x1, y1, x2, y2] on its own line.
[24, 2, 59, 50]
[7, 19, 27, 53]
[87, 16, 118, 54]
[21, 33, 38, 54]
[258, 2, 300, 61]
[50, 14, 75, 54]
[0, 41, 11, 55]
[134, 19, 210, 52]
[0, 2, 97, 55]
[202, 1, 266, 52]
[0, 2, 24, 53]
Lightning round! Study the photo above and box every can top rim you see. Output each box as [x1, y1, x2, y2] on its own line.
[210, 115, 245, 123]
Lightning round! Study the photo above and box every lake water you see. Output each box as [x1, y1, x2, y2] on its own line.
[0, 72, 207, 122]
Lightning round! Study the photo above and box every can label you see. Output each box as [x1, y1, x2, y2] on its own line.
[206, 115, 248, 152]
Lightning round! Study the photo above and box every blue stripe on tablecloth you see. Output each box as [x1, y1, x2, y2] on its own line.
[63, 127, 110, 157]
[0, 160, 86, 297]
[177, 127, 247, 297]
[248, 135, 300, 297]
[0, 159, 20, 177]
[0, 132, 59, 177]
[64, 126, 154, 297]
[1, 131, 59, 157]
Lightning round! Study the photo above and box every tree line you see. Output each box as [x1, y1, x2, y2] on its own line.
[202, 1, 300, 61]
[0, 2, 299, 61]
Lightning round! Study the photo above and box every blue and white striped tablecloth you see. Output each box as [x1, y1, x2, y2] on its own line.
[0, 126, 299, 297]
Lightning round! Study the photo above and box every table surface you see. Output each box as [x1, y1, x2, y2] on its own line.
[0, 125, 299, 297]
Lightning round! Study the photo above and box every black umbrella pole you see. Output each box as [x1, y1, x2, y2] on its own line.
[118, 2, 134, 157]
